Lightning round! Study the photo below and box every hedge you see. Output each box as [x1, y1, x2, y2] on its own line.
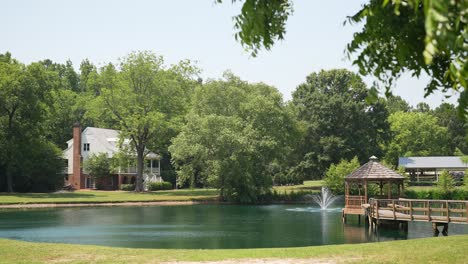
[148, 182, 172, 191]
[120, 184, 135, 191]
[404, 188, 468, 200]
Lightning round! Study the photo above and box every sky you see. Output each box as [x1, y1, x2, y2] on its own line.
[1, 0, 459, 107]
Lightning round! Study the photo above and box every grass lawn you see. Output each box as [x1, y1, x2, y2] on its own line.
[0, 235, 466, 263]
[0, 189, 220, 205]
[0, 181, 323, 205]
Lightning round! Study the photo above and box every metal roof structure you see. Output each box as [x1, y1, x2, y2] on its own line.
[345, 156, 404, 181]
[399, 156, 468, 169]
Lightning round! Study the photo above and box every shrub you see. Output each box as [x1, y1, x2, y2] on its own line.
[84, 153, 111, 178]
[148, 182, 172, 191]
[437, 170, 455, 193]
[404, 188, 468, 200]
[161, 170, 177, 186]
[324, 156, 360, 195]
[120, 184, 135, 191]
[273, 172, 304, 186]
[464, 170, 468, 189]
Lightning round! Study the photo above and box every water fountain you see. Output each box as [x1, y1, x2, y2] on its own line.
[311, 187, 340, 209]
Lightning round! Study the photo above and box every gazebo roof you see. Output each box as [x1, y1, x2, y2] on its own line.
[345, 156, 404, 181]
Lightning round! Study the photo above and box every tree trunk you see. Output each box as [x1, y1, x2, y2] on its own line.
[6, 168, 13, 193]
[135, 147, 145, 192]
[5, 113, 14, 192]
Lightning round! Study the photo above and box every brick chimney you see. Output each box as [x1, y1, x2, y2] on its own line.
[72, 122, 82, 189]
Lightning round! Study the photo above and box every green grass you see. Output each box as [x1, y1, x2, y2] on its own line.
[0, 181, 324, 205]
[275, 180, 324, 192]
[0, 189, 219, 205]
[0, 235, 466, 263]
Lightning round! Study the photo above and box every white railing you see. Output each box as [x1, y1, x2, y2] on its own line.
[117, 167, 160, 175]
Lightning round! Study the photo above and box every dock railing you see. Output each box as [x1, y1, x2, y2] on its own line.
[368, 198, 468, 224]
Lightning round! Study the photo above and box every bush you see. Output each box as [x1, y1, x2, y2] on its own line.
[437, 170, 455, 193]
[161, 170, 177, 186]
[84, 153, 111, 178]
[148, 182, 172, 191]
[120, 184, 135, 191]
[324, 156, 360, 195]
[404, 188, 468, 200]
[464, 170, 468, 189]
[273, 172, 304, 186]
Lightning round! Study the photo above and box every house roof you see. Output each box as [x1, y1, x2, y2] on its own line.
[399, 156, 468, 169]
[85, 127, 121, 154]
[65, 127, 160, 159]
[345, 156, 404, 181]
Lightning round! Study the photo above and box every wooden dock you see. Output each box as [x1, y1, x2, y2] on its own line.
[364, 198, 468, 235]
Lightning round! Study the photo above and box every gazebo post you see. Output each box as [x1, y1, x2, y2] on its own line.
[364, 180, 368, 204]
[387, 182, 391, 199]
[345, 181, 349, 207]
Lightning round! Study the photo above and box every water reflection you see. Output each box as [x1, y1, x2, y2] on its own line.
[0, 205, 466, 249]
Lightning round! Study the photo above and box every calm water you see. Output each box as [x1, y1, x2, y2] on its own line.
[0, 204, 467, 249]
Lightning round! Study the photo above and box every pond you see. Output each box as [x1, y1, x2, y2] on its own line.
[0, 204, 467, 249]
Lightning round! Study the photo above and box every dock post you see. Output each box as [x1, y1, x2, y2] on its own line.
[432, 223, 439, 236]
[442, 223, 448, 236]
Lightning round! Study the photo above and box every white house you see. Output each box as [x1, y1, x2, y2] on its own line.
[64, 123, 162, 190]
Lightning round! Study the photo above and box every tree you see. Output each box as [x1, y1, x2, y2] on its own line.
[291, 69, 389, 179]
[217, 0, 467, 115]
[385, 95, 412, 114]
[433, 103, 468, 154]
[216, 0, 293, 57]
[324, 156, 360, 195]
[415, 102, 431, 113]
[384, 111, 450, 165]
[437, 170, 455, 194]
[170, 73, 296, 202]
[84, 153, 111, 181]
[347, 0, 467, 116]
[0, 53, 63, 192]
[94, 51, 198, 192]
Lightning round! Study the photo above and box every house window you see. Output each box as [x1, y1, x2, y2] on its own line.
[83, 143, 90, 151]
[147, 160, 152, 168]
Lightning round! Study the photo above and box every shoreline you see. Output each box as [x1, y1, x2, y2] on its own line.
[0, 200, 225, 209]
[0, 200, 313, 209]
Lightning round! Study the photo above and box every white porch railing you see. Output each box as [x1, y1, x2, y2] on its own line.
[116, 166, 161, 175]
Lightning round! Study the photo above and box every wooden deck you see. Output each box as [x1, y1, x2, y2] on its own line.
[365, 198, 468, 224]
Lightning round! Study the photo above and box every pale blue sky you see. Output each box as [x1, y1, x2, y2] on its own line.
[1, 0, 458, 107]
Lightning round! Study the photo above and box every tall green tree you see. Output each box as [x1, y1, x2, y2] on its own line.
[347, 0, 467, 115]
[0, 53, 63, 192]
[433, 103, 468, 154]
[94, 51, 198, 192]
[170, 73, 297, 202]
[385, 95, 412, 114]
[384, 111, 450, 165]
[218, 0, 467, 115]
[37, 59, 98, 149]
[291, 69, 389, 179]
